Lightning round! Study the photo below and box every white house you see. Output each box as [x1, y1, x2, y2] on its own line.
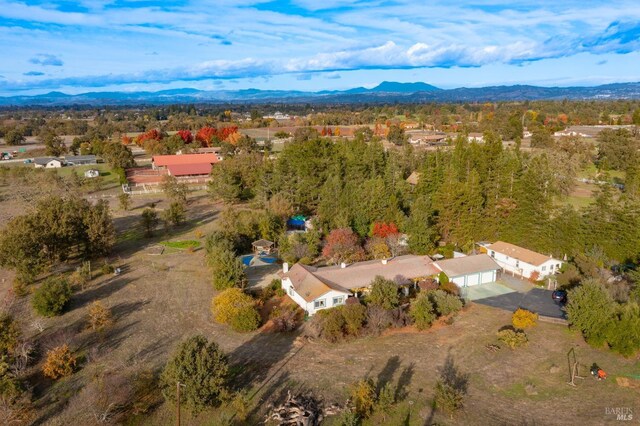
[484, 241, 563, 280]
[434, 254, 501, 288]
[34, 157, 64, 168]
[467, 133, 484, 143]
[281, 255, 439, 315]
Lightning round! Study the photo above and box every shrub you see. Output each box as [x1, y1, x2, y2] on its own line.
[606, 303, 640, 357]
[100, 262, 114, 276]
[439, 280, 460, 296]
[211, 289, 260, 332]
[88, 301, 113, 332]
[270, 305, 301, 332]
[12, 276, 29, 297]
[418, 278, 438, 292]
[339, 409, 360, 426]
[365, 304, 393, 335]
[342, 303, 367, 336]
[438, 272, 449, 285]
[434, 380, 464, 415]
[0, 313, 20, 354]
[528, 271, 540, 283]
[410, 293, 436, 330]
[319, 308, 346, 342]
[160, 335, 228, 413]
[32, 278, 72, 317]
[428, 290, 463, 317]
[375, 382, 395, 420]
[512, 308, 538, 329]
[42, 344, 76, 379]
[210, 248, 247, 290]
[350, 379, 376, 418]
[368, 276, 399, 310]
[497, 328, 528, 349]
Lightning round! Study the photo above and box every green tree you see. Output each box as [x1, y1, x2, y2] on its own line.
[41, 132, 67, 157]
[0, 313, 20, 354]
[566, 279, 615, 347]
[118, 193, 131, 211]
[101, 142, 135, 169]
[387, 125, 407, 146]
[406, 194, 439, 254]
[140, 208, 159, 237]
[606, 303, 640, 357]
[211, 288, 260, 332]
[160, 335, 229, 413]
[530, 128, 554, 148]
[161, 175, 188, 204]
[368, 276, 399, 310]
[163, 202, 186, 227]
[82, 199, 116, 258]
[410, 292, 436, 330]
[32, 277, 73, 317]
[210, 247, 246, 290]
[3, 129, 25, 146]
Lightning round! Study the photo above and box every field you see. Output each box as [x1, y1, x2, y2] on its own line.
[0, 183, 638, 425]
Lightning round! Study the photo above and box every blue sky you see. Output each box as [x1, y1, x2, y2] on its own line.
[0, 0, 639, 95]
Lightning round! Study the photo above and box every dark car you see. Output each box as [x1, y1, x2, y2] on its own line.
[552, 290, 567, 304]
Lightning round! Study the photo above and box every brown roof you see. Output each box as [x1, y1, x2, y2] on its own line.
[314, 255, 439, 290]
[406, 171, 421, 185]
[487, 241, 553, 266]
[435, 254, 500, 278]
[252, 239, 274, 247]
[166, 163, 212, 176]
[283, 264, 348, 303]
[152, 153, 219, 167]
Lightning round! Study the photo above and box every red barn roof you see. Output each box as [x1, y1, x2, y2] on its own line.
[166, 163, 212, 177]
[152, 153, 219, 167]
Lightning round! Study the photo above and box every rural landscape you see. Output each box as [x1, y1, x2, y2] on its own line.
[1, 1, 640, 425]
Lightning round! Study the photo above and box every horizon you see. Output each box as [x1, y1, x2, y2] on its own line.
[1, 1, 640, 96]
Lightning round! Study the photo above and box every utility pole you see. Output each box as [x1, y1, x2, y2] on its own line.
[176, 382, 185, 426]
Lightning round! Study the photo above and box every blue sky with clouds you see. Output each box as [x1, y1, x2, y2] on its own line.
[0, 0, 639, 95]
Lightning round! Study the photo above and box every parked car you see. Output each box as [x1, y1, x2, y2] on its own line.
[23, 159, 33, 164]
[552, 289, 567, 305]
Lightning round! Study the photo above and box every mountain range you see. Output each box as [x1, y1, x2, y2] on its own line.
[1, 81, 640, 106]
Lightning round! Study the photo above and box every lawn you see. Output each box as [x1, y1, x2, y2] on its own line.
[159, 239, 201, 250]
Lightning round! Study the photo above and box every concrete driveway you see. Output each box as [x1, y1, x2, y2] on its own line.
[463, 277, 566, 319]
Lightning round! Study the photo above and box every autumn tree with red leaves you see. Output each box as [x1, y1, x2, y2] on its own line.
[196, 126, 217, 146]
[176, 129, 193, 144]
[135, 129, 163, 147]
[371, 222, 399, 238]
[322, 228, 365, 265]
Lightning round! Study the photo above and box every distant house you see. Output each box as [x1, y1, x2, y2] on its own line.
[483, 241, 563, 279]
[34, 157, 63, 168]
[84, 169, 100, 178]
[166, 163, 212, 177]
[151, 153, 219, 170]
[434, 254, 501, 288]
[281, 255, 439, 315]
[467, 133, 484, 143]
[252, 239, 274, 255]
[406, 171, 421, 186]
[65, 155, 97, 166]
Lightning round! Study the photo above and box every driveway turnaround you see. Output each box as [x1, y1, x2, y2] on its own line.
[465, 280, 565, 319]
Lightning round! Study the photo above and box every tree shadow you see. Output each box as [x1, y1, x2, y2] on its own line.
[395, 362, 415, 402]
[68, 276, 131, 312]
[438, 353, 468, 394]
[376, 355, 401, 394]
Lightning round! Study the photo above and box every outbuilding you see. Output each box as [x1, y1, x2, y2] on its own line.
[33, 157, 64, 168]
[65, 155, 97, 165]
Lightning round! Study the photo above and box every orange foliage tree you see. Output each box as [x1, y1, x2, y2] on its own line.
[135, 129, 162, 147]
[322, 228, 365, 264]
[176, 129, 193, 144]
[43, 344, 76, 379]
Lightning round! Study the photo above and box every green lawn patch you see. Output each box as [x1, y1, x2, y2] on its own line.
[159, 240, 201, 250]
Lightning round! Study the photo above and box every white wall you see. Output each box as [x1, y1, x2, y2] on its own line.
[489, 250, 562, 279]
[281, 277, 349, 316]
[449, 269, 497, 288]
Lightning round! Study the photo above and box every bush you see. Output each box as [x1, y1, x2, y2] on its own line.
[428, 290, 463, 317]
[32, 277, 72, 317]
[350, 379, 376, 418]
[160, 335, 228, 413]
[342, 303, 367, 336]
[339, 409, 360, 426]
[319, 308, 346, 342]
[438, 272, 449, 285]
[497, 327, 528, 349]
[368, 276, 399, 310]
[439, 280, 460, 296]
[365, 304, 393, 335]
[88, 301, 113, 332]
[410, 293, 436, 330]
[211, 289, 260, 332]
[42, 344, 76, 379]
[270, 305, 301, 332]
[12, 276, 29, 297]
[606, 303, 640, 357]
[512, 308, 538, 329]
[0, 313, 20, 355]
[434, 380, 464, 415]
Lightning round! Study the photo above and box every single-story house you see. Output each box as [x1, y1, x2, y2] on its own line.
[467, 133, 484, 143]
[281, 255, 439, 315]
[434, 254, 501, 288]
[84, 169, 100, 178]
[483, 241, 563, 280]
[65, 155, 97, 165]
[151, 153, 219, 170]
[252, 239, 274, 254]
[34, 157, 64, 168]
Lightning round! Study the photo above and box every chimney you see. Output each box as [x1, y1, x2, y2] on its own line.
[283, 262, 289, 273]
[381, 259, 388, 265]
[340, 262, 347, 269]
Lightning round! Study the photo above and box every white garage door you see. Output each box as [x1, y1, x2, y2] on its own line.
[452, 276, 466, 287]
[466, 273, 480, 286]
[481, 271, 495, 284]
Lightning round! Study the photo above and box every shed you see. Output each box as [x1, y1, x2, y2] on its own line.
[252, 239, 274, 254]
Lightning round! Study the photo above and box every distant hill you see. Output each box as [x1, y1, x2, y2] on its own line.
[1, 81, 639, 106]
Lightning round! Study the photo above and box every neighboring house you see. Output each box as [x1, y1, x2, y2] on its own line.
[151, 153, 219, 170]
[166, 163, 212, 177]
[34, 157, 64, 168]
[65, 155, 97, 165]
[434, 254, 501, 288]
[281, 255, 439, 315]
[84, 169, 100, 178]
[467, 133, 484, 143]
[252, 239, 274, 255]
[484, 241, 563, 279]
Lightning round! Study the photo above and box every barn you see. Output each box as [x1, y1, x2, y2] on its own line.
[434, 254, 501, 288]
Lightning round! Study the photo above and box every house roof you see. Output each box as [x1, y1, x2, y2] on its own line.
[435, 254, 500, 278]
[65, 155, 96, 162]
[34, 157, 61, 165]
[152, 153, 219, 167]
[487, 241, 555, 266]
[252, 239, 274, 247]
[314, 255, 439, 290]
[283, 264, 349, 303]
[406, 171, 421, 185]
[166, 163, 212, 176]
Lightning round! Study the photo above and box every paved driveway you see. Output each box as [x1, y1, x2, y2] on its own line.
[463, 279, 566, 319]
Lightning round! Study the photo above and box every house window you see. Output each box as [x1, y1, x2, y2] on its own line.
[289, 286, 294, 296]
[542, 266, 546, 271]
[333, 296, 344, 306]
[516, 260, 520, 268]
[490, 251, 495, 258]
[314, 299, 326, 309]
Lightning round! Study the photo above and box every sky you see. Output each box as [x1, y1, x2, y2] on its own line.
[0, 0, 639, 96]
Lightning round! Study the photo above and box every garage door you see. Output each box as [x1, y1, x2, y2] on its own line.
[466, 273, 480, 286]
[481, 271, 495, 284]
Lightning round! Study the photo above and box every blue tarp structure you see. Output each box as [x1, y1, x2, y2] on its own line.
[287, 215, 306, 229]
